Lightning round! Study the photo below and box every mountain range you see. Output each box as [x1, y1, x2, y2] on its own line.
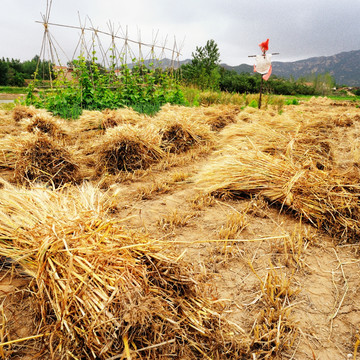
[221, 49, 360, 87]
[134, 49, 360, 86]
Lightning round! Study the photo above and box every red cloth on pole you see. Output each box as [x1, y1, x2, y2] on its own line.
[262, 65, 272, 81]
[259, 39, 269, 53]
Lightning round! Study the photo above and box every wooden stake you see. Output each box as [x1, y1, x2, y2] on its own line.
[259, 76, 264, 109]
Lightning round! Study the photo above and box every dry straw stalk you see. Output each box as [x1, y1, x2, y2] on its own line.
[95, 124, 164, 175]
[196, 150, 360, 243]
[0, 182, 249, 359]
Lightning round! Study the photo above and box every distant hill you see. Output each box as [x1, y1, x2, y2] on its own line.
[129, 49, 360, 86]
[224, 50, 360, 86]
[220, 63, 253, 74]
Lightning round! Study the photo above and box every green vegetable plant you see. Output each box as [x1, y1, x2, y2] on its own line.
[25, 51, 186, 118]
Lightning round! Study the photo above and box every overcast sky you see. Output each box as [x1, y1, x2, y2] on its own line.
[1, 0, 360, 66]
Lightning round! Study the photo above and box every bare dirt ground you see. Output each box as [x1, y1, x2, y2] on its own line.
[1, 98, 360, 359]
[0, 94, 24, 100]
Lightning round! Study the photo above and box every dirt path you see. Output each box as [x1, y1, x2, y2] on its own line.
[101, 137, 360, 359]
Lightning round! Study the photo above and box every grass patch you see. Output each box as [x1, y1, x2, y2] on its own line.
[0, 103, 15, 111]
[0, 86, 28, 94]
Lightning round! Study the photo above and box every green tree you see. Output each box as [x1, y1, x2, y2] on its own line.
[0, 58, 9, 85]
[7, 67, 24, 86]
[313, 73, 335, 95]
[181, 39, 221, 90]
[219, 68, 260, 93]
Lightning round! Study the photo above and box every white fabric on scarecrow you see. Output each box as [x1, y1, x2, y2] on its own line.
[255, 54, 272, 74]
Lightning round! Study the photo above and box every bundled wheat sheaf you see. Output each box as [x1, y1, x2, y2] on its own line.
[155, 104, 215, 153]
[12, 104, 37, 122]
[219, 114, 334, 169]
[0, 135, 19, 170]
[202, 104, 241, 131]
[75, 110, 105, 132]
[95, 124, 164, 174]
[0, 182, 248, 359]
[25, 113, 69, 139]
[101, 108, 147, 129]
[14, 133, 79, 187]
[196, 144, 360, 243]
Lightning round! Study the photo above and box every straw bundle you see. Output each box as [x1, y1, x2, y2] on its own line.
[95, 124, 164, 174]
[332, 114, 354, 127]
[101, 108, 146, 129]
[307, 96, 333, 106]
[219, 116, 334, 170]
[12, 105, 37, 122]
[14, 133, 79, 187]
[0, 183, 248, 359]
[76, 110, 105, 131]
[202, 104, 241, 131]
[220, 121, 290, 154]
[0, 110, 21, 136]
[155, 103, 240, 132]
[25, 113, 68, 139]
[196, 149, 360, 243]
[155, 105, 214, 153]
[0, 135, 19, 170]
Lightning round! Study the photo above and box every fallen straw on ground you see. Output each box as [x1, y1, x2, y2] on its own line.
[196, 149, 360, 243]
[0, 181, 249, 359]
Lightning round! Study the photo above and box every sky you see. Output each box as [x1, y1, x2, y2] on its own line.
[1, 0, 360, 66]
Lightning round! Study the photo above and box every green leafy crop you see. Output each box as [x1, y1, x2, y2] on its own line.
[25, 53, 186, 118]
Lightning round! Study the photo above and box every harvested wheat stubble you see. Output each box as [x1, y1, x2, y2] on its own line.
[95, 124, 164, 175]
[0, 182, 249, 359]
[155, 104, 214, 153]
[14, 133, 79, 187]
[196, 149, 360, 243]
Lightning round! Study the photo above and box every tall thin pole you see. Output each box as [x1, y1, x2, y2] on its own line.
[258, 76, 264, 109]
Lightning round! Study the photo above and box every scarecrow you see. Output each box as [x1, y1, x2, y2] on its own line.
[249, 38, 278, 108]
[254, 38, 272, 81]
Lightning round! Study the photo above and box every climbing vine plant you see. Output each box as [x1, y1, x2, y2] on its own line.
[25, 52, 185, 118]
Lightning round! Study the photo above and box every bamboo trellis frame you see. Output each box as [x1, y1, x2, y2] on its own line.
[35, 0, 184, 85]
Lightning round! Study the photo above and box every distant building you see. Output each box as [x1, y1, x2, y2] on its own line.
[53, 65, 74, 81]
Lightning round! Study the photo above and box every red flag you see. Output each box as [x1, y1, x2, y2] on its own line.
[259, 39, 269, 53]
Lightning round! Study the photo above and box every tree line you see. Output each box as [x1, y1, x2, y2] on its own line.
[0, 56, 52, 86]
